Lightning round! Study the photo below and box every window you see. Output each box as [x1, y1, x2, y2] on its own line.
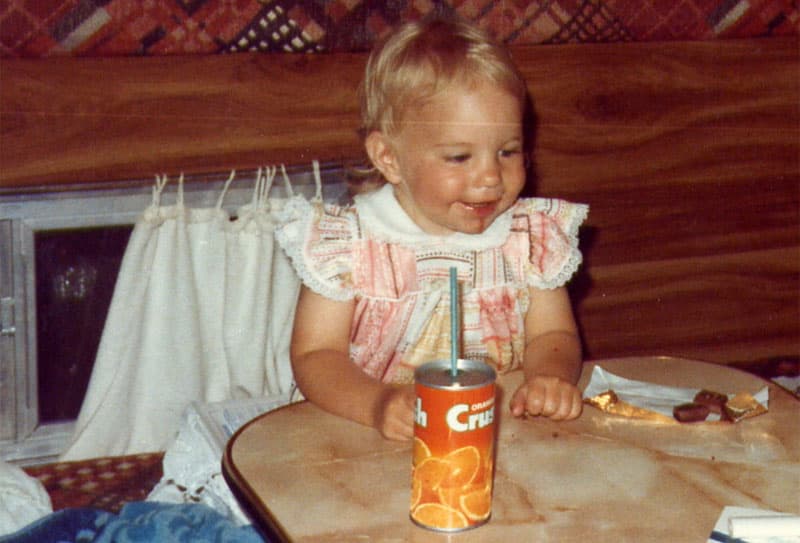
[0, 164, 348, 464]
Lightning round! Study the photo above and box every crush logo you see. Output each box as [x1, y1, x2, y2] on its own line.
[446, 398, 495, 432]
[414, 398, 428, 427]
[414, 397, 495, 432]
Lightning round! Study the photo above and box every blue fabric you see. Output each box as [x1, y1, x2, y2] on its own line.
[1, 502, 265, 543]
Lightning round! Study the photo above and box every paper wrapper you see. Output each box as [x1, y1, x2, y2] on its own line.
[583, 366, 769, 424]
[708, 506, 800, 542]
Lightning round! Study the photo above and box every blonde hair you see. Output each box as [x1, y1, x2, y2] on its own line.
[350, 15, 529, 193]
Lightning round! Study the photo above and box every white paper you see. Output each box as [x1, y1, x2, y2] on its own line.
[193, 393, 297, 452]
[708, 507, 800, 543]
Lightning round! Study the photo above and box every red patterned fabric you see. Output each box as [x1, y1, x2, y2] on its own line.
[22, 452, 164, 512]
[1, 0, 797, 57]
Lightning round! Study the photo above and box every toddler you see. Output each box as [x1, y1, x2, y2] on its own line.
[276, 16, 588, 440]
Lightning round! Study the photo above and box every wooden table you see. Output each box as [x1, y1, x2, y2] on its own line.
[222, 357, 800, 542]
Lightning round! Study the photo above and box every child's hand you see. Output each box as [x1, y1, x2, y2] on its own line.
[509, 375, 582, 421]
[375, 384, 416, 440]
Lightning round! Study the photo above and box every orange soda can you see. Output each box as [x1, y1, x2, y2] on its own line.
[410, 359, 496, 532]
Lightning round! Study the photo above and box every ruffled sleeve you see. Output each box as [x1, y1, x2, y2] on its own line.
[274, 195, 357, 301]
[509, 198, 588, 290]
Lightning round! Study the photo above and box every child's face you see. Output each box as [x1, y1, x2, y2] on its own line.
[373, 79, 525, 236]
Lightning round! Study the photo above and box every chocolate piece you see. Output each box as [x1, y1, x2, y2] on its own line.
[693, 389, 729, 415]
[673, 402, 710, 423]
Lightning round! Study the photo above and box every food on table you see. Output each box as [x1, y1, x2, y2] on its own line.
[673, 402, 711, 422]
[723, 392, 768, 422]
[583, 367, 769, 424]
[672, 388, 766, 423]
[693, 389, 729, 416]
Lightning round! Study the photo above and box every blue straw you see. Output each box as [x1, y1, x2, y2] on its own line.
[449, 267, 459, 378]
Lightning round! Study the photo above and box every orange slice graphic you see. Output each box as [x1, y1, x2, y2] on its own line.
[412, 502, 469, 529]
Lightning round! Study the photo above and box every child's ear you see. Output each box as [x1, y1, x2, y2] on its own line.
[365, 131, 402, 185]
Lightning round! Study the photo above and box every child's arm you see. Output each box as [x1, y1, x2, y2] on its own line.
[509, 286, 583, 420]
[290, 285, 415, 440]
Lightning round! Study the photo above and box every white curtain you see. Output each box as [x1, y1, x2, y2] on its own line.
[61, 166, 310, 460]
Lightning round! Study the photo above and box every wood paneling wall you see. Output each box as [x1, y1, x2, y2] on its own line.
[0, 53, 365, 188]
[1, 38, 798, 364]
[514, 39, 799, 364]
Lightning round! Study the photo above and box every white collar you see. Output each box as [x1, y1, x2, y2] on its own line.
[353, 184, 513, 250]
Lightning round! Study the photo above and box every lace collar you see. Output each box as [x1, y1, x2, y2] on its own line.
[354, 184, 514, 251]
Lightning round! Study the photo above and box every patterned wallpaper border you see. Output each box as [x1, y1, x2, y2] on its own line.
[1, 0, 798, 58]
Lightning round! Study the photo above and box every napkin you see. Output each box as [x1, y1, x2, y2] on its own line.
[708, 506, 800, 543]
[583, 366, 769, 423]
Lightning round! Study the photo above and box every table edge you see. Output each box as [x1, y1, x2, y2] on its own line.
[222, 406, 298, 543]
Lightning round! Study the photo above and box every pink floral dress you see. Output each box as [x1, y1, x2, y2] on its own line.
[276, 184, 587, 384]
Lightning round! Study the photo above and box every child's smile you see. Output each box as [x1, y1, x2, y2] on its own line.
[461, 200, 499, 217]
[371, 79, 526, 236]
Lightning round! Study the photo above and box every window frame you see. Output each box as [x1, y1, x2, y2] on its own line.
[0, 165, 347, 464]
